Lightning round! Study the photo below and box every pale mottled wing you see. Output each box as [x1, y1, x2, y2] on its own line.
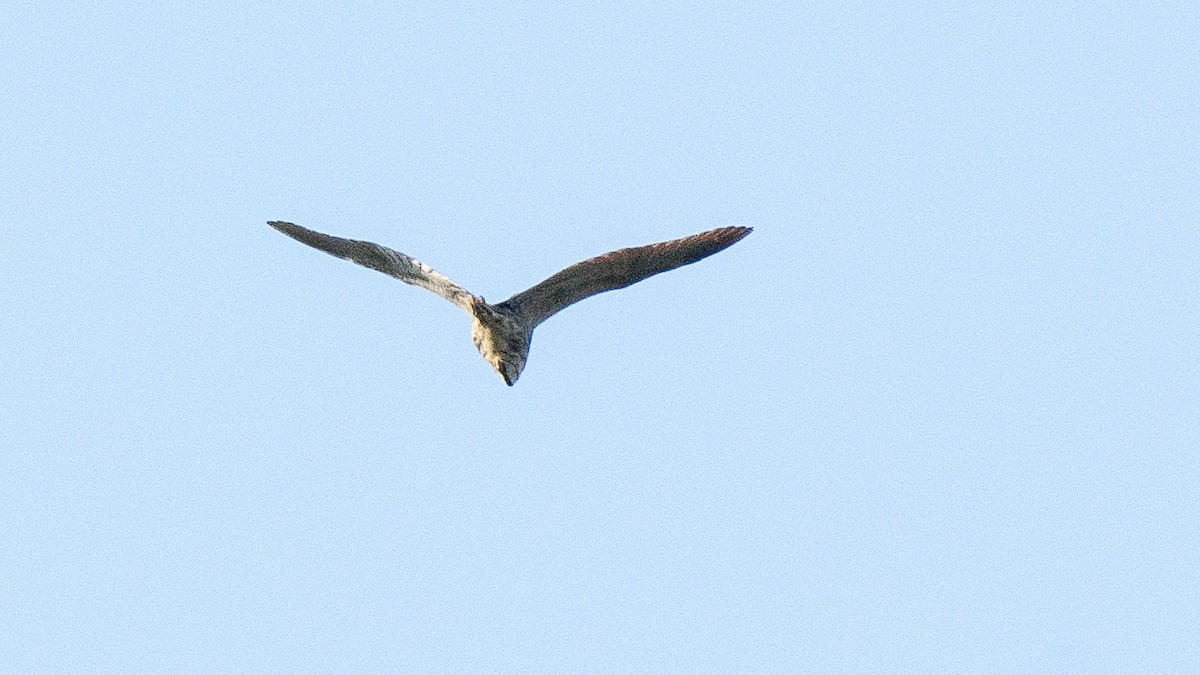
[505, 226, 752, 327]
[268, 221, 474, 313]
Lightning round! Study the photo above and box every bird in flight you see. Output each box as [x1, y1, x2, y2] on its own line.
[268, 221, 752, 385]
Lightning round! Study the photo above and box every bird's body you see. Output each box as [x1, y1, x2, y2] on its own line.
[467, 295, 531, 386]
[268, 221, 751, 385]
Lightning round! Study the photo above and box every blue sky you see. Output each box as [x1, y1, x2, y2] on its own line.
[3, 2, 1197, 671]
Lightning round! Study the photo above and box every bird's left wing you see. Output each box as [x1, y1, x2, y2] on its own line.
[268, 221, 474, 313]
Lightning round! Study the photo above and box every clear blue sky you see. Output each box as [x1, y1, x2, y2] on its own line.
[3, 2, 1197, 671]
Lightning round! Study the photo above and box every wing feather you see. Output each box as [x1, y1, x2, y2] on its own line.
[268, 221, 474, 313]
[504, 226, 752, 326]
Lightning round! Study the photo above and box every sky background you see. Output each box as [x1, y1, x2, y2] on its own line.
[2, 2, 1197, 671]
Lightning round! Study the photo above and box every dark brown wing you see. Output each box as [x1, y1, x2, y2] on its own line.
[268, 221, 474, 313]
[504, 226, 752, 327]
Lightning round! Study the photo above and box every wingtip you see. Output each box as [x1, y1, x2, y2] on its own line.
[722, 225, 753, 242]
[268, 221, 309, 238]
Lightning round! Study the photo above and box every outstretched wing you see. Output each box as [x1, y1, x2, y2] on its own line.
[268, 221, 474, 313]
[504, 226, 752, 327]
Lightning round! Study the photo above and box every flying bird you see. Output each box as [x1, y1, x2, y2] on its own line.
[268, 221, 751, 385]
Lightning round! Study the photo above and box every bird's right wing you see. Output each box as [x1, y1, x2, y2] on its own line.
[504, 226, 752, 327]
[268, 221, 474, 313]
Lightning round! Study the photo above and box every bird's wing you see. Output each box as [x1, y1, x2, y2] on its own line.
[504, 226, 752, 327]
[268, 221, 474, 313]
